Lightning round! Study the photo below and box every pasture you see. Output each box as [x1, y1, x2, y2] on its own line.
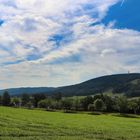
[0, 107, 140, 140]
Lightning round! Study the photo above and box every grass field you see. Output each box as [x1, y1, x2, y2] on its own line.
[0, 107, 140, 140]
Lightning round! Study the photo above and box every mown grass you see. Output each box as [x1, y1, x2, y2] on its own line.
[0, 107, 140, 140]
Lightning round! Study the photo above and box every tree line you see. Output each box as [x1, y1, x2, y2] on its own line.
[0, 91, 140, 114]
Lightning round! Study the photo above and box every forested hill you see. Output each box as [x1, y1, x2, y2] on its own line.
[56, 73, 140, 97]
[0, 73, 140, 97]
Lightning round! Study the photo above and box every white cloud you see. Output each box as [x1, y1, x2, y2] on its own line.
[0, 0, 140, 89]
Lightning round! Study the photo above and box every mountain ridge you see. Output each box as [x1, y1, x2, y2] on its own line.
[0, 73, 140, 97]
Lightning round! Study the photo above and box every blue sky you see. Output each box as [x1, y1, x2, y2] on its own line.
[102, 0, 140, 31]
[0, 0, 140, 89]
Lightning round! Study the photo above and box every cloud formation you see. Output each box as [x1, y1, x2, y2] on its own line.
[0, 0, 140, 88]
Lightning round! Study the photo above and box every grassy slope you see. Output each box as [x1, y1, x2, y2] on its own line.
[0, 107, 140, 140]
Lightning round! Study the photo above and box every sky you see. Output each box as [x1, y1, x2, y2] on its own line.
[0, 0, 140, 89]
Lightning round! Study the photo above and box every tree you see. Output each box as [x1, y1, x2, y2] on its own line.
[38, 99, 59, 110]
[26, 101, 33, 109]
[137, 98, 140, 114]
[52, 93, 62, 101]
[38, 99, 47, 108]
[81, 96, 93, 111]
[32, 93, 46, 107]
[128, 100, 138, 114]
[117, 96, 128, 113]
[11, 97, 21, 107]
[60, 98, 73, 111]
[93, 94, 104, 102]
[0, 95, 2, 105]
[38, 99, 51, 109]
[103, 95, 115, 112]
[21, 93, 30, 106]
[94, 99, 106, 111]
[88, 104, 94, 111]
[72, 97, 81, 111]
[2, 91, 11, 106]
[51, 100, 63, 110]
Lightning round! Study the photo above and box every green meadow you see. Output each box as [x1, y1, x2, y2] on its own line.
[0, 107, 140, 140]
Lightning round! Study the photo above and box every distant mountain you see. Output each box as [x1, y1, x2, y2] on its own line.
[0, 87, 55, 96]
[0, 73, 140, 97]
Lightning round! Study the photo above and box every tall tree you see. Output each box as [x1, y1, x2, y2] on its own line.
[0, 95, 2, 105]
[2, 91, 11, 106]
[32, 93, 46, 107]
[21, 93, 30, 106]
[81, 96, 93, 111]
[117, 96, 128, 113]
